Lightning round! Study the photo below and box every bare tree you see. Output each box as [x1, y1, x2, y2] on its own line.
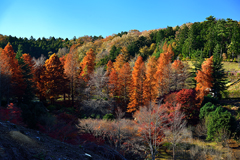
[164, 104, 190, 160]
[56, 47, 69, 57]
[32, 54, 46, 68]
[81, 66, 113, 117]
[133, 102, 168, 160]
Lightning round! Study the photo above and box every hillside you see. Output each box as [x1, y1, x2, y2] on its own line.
[0, 119, 125, 160]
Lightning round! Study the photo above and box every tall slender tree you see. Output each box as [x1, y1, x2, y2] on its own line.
[127, 56, 145, 113]
[143, 57, 157, 105]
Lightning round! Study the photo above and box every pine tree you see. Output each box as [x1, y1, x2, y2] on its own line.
[212, 44, 228, 99]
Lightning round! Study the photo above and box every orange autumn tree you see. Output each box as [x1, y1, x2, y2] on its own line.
[106, 60, 113, 76]
[44, 53, 65, 104]
[80, 48, 95, 82]
[64, 46, 79, 105]
[113, 54, 125, 72]
[143, 56, 158, 105]
[118, 62, 132, 111]
[195, 56, 214, 104]
[154, 52, 172, 97]
[108, 68, 119, 99]
[1, 43, 24, 100]
[0, 47, 12, 106]
[127, 56, 146, 113]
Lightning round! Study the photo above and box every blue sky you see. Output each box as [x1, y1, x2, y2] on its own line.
[0, 0, 239, 39]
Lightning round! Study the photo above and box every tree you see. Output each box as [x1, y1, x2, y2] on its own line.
[44, 53, 65, 104]
[82, 67, 113, 117]
[154, 48, 173, 97]
[108, 68, 119, 99]
[164, 104, 190, 160]
[0, 48, 11, 106]
[118, 62, 132, 111]
[127, 56, 145, 113]
[212, 44, 228, 99]
[106, 60, 113, 76]
[32, 54, 46, 101]
[1, 43, 24, 102]
[113, 54, 125, 72]
[143, 57, 157, 105]
[64, 46, 79, 105]
[133, 102, 168, 160]
[80, 48, 95, 82]
[195, 56, 214, 105]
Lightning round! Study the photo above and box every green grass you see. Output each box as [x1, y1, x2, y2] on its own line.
[186, 61, 240, 71]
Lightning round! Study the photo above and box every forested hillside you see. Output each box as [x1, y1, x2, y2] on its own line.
[0, 16, 240, 160]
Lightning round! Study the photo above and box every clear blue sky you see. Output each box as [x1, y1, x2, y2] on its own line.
[0, 0, 239, 39]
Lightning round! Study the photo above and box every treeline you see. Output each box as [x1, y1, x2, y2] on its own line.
[0, 34, 104, 58]
[1, 16, 240, 64]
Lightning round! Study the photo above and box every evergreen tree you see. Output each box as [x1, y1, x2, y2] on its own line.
[212, 44, 228, 99]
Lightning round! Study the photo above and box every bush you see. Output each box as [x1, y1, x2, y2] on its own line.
[103, 113, 115, 120]
[206, 106, 236, 141]
[199, 102, 217, 120]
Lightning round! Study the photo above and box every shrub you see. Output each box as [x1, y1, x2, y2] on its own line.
[0, 103, 23, 125]
[103, 113, 115, 120]
[206, 106, 236, 141]
[199, 102, 217, 120]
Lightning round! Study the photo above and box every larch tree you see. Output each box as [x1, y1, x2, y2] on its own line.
[44, 53, 65, 104]
[195, 56, 214, 105]
[118, 62, 132, 111]
[108, 68, 119, 99]
[106, 60, 113, 76]
[154, 52, 171, 97]
[127, 56, 146, 113]
[2, 43, 24, 102]
[113, 54, 125, 72]
[143, 56, 158, 106]
[64, 46, 79, 105]
[0, 48, 12, 106]
[80, 48, 95, 82]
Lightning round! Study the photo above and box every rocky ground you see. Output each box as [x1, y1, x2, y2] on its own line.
[0, 120, 125, 160]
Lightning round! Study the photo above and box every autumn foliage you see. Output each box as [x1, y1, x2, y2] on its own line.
[80, 48, 95, 82]
[195, 56, 214, 104]
[43, 53, 65, 103]
[127, 56, 145, 113]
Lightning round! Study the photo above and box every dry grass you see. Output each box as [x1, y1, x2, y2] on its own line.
[9, 131, 37, 146]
